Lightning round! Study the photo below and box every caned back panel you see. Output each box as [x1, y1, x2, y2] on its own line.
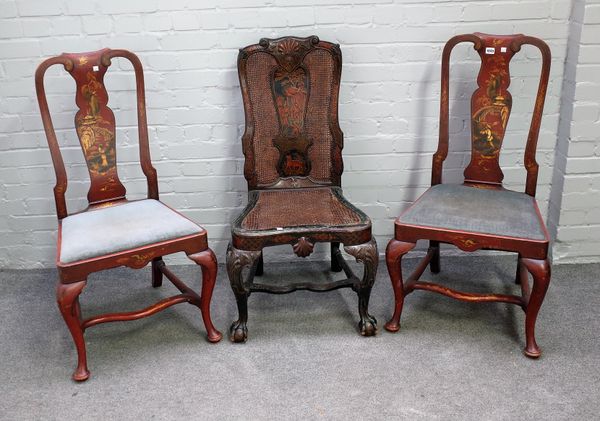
[245, 52, 280, 185]
[239, 36, 343, 189]
[304, 49, 335, 182]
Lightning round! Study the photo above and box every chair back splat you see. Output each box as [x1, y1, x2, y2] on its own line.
[238, 36, 343, 190]
[35, 48, 158, 218]
[433, 33, 551, 196]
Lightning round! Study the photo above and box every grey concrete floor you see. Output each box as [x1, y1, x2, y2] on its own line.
[1, 254, 599, 420]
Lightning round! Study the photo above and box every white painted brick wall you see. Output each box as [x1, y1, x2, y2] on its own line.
[550, 0, 600, 264]
[0, 0, 594, 269]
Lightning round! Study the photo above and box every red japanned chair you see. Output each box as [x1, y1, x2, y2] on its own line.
[385, 33, 552, 357]
[35, 49, 222, 381]
[227, 36, 378, 342]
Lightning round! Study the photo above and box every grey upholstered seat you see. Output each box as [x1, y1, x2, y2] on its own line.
[399, 184, 547, 240]
[59, 200, 202, 263]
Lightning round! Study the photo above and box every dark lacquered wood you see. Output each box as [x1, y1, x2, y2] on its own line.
[386, 33, 552, 357]
[238, 35, 344, 190]
[36, 49, 221, 381]
[229, 36, 378, 341]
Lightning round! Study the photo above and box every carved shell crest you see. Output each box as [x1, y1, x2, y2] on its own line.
[292, 237, 314, 257]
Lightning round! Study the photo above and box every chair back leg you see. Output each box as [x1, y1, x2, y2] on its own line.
[331, 242, 343, 272]
[255, 252, 264, 276]
[429, 240, 441, 274]
[151, 257, 164, 288]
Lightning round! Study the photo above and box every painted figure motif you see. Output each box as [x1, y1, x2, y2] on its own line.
[64, 49, 126, 203]
[472, 72, 511, 157]
[272, 134, 312, 177]
[273, 67, 308, 136]
[464, 34, 516, 184]
[75, 71, 116, 175]
[272, 65, 312, 177]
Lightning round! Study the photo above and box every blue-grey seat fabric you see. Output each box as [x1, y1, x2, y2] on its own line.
[399, 184, 546, 240]
[59, 200, 202, 264]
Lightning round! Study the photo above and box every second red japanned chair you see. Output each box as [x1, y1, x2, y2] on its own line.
[36, 49, 222, 381]
[385, 33, 552, 357]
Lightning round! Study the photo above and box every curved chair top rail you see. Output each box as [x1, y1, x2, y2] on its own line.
[432, 32, 551, 197]
[35, 48, 158, 219]
[237, 35, 345, 190]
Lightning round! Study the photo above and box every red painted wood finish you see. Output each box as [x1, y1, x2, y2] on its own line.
[386, 33, 552, 358]
[36, 49, 221, 381]
[433, 32, 551, 195]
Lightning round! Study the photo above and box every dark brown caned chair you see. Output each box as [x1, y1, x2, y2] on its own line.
[35, 49, 222, 381]
[228, 36, 378, 342]
[385, 33, 552, 357]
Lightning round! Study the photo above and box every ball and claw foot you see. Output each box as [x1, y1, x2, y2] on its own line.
[229, 320, 248, 343]
[359, 315, 377, 336]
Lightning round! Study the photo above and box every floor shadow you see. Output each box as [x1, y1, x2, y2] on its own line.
[402, 254, 523, 345]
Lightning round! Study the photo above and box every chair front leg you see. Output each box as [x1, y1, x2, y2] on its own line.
[344, 239, 379, 336]
[56, 279, 90, 382]
[226, 243, 261, 343]
[188, 249, 223, 343]
[384, 239, 416, 332]
[520, 257, 551, 358]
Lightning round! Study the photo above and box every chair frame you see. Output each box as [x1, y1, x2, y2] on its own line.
[227, 36, 378, 342]
[384, 33, 552, 357]
[36, 48, 222, 381]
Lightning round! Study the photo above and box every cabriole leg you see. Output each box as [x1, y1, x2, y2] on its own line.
[56, 279, 89, 382]
[188, 249, 222, 343]
[345, 239, 379, 336]
[151, 257, 164, 288]
[384, 239, 416, 332]
[331, 242, 343, 272]
[520, 257, 551, 358]
[226, 243, 261, 343]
